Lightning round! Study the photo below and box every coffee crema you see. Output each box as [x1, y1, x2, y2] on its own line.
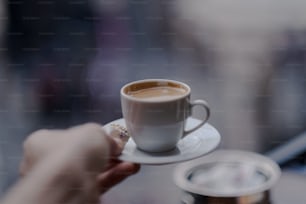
[127, 86, 186, 101]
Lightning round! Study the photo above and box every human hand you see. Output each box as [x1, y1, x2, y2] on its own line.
[19, 123, 140, 204]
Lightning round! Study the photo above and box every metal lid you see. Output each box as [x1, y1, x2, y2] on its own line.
[174, 150, 281, 197]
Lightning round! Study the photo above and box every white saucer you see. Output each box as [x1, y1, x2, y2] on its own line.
[104, 118, 221, 165]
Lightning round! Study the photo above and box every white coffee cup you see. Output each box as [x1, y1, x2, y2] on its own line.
[121, 79, 210, 152]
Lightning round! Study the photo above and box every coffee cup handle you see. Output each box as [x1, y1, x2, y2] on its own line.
[183, 100, 210, 137]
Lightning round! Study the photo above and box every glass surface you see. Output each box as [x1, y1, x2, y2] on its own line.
[188, 162, 268, 194]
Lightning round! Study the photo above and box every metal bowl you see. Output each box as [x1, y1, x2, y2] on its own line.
[174, 150, 281, 204]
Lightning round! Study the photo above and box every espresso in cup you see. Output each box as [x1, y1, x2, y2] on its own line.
[126, 84, 187, 101]
[121, 79, 210, 153]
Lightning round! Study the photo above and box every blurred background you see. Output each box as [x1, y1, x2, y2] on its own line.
[1, 0, 306, 203]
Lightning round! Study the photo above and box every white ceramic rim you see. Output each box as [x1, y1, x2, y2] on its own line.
[174, 150, 281, 197]
[120, 79, 191, 103]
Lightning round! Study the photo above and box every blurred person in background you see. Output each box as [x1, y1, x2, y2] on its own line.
[1, 0, 99, 193]
[173, 0, 306, 152]
[6, 0, 97, 127]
